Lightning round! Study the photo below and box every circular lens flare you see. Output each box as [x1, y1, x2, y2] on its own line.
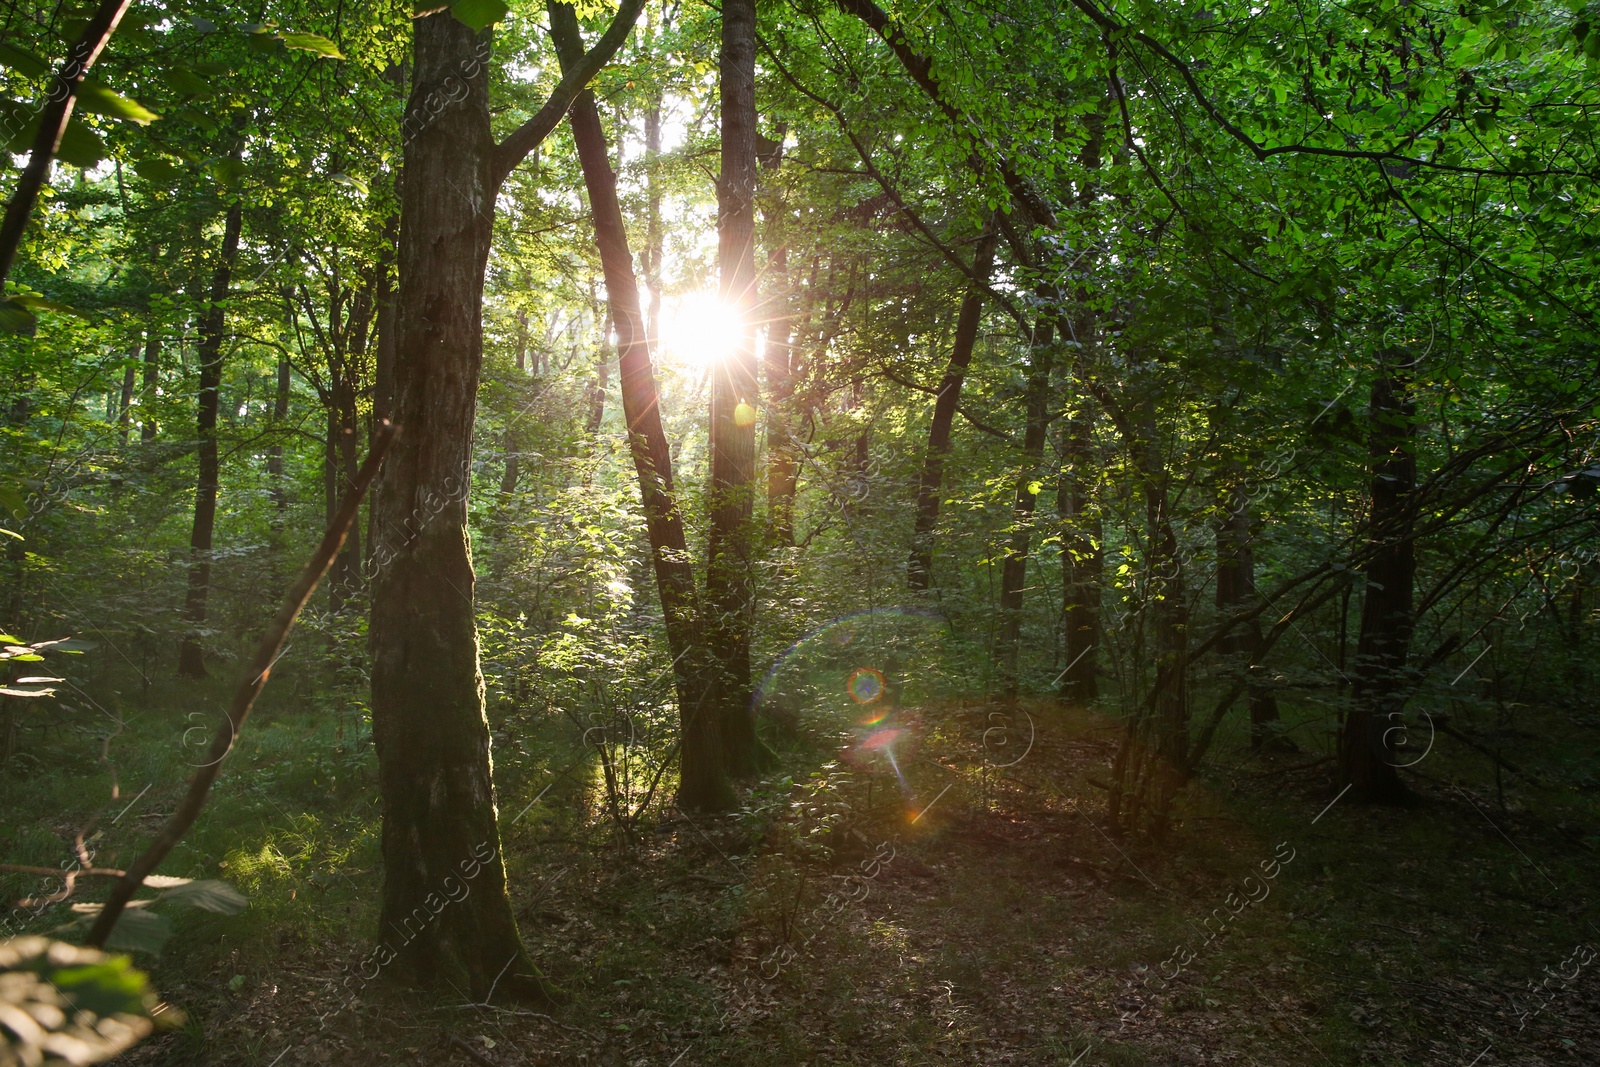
[847, 667, 885, 704]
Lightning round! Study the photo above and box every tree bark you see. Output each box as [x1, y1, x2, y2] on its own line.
[117, 359, 135, 446]
[1057, 395, 1100, 702]
[1339, 354, 1416, 804]
[267, 354, 290, 515]
[994, 318, 1055, 698]
[1215, 482, 1283, 747]
[177, 203, 242, 679]
[368, 12, 551, 1003]
[907, 222, 998, 590]
[139, 330, 159, 441]
[551, 1, 733, 810]
[708, 0, 767, 777]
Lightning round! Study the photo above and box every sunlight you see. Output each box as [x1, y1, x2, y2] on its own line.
[656, 290, 745, 369]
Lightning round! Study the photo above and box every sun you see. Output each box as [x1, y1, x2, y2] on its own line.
[656, 291, 745, 369]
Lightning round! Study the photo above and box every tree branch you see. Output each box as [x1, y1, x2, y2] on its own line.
[490, 0, 648, 190]
[85, 421, 398, 949]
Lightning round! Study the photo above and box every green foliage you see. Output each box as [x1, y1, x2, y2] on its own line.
[0, 936, 160, 1065]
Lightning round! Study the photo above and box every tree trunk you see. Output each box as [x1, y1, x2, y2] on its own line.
[1339, 355, 1417, 804]
[369, 210, 399, 571]
[327, 370, 361, 612]
[139, 330, 159, 441]
[908, 222, 998, 590]
[267, 354, 290, 515]
[994, 318, 1055, 698]
[586, 308, 611, 436]
[117, 359, 135, 446]
[1057, 395, 1100, 702]
[551, 1, 733, 810]
[708, 0, 768, 776]
[1215, 481, 1283, 747]
[368, 11, 551, 1003]
[177, 203, 242, 679]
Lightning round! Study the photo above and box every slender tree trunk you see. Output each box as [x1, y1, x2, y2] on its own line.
[368, 11, 551, 1002]
[1215, 481, 1283, 747]
[760, 135, 797, 549]
[177, 203, 242, 678]
[1339, 354, 1416, 804]
[327, 371, 361, 612]
[643, 93, 664, 345]
[708, 0, 767, 776]
[551, 1, 733, 809]
[586, 308, 611, 436]
[908, 223, 998, 590]
[994, 318, 1055, 698]
[139, 330, 159, 441]
[267, 355, 290, 515]
[117, 359, 135, 446]
[1057, 395, 1100, 702]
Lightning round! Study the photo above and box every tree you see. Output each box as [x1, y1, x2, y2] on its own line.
[367, 1, 643, 999]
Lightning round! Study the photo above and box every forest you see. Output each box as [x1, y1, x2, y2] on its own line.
[1, 0, 1598, 1063]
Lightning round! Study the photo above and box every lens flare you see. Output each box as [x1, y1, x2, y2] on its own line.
[658, 291, 744, 369]
[847, 667, 885, 704]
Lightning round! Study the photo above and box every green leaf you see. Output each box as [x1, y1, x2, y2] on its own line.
[211, 157, 248, 189]
[329, 171, 369, 195]
[159, 879, 248, 915]
[55, 117, 107, 168]
[451, 0, 510, 31]
[31, 637, 98, 652]
[133, 156, 182, 184]
[0, 937, 157, 1063]
[277, 32, 345, 59]
[0, 299, 36, 335]
[76, 81, 159, 124]
[0, 41, 49, 78]
[0, 486, 28, 520]
[162, 66, 214, 98]
[10, 294, 86, 318]
[97, 908, 175, 955]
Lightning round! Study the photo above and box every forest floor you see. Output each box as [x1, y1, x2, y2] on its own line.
[7, 681, 1600, 1066]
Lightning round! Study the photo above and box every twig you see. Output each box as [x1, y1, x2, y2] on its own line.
[441, 1005, 595, 1037]
[85, 421, 397, 948]
[447, 1034, 499, 1066]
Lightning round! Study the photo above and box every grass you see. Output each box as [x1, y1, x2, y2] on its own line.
[3, 668, 1599, 1066]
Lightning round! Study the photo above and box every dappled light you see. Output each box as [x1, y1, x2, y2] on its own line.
[3, 0, 1599, 1064]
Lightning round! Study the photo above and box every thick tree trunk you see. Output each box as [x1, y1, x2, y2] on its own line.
[1339, 356, 1416, 804]
[551, 2, 733, 809]
[994, 319, 1055, 698]
[139, 330, 159, 441]
[1057, 396, 1100, 702]
[177, 203, 242, 678]
[368, 12, 551, 1002]
[369, 211, 399, 571]
[908, 223, 998, 590]
[708, 0, 767, 776]
[1215, 482, 1283, 748]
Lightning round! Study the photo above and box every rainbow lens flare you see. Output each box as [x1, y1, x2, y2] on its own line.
[847, 667, 886, 704]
